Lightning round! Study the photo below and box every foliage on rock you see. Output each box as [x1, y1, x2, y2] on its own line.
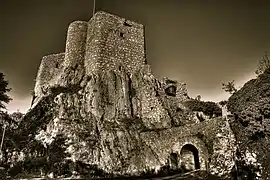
[228, 68, 270, 179]
[255, 52, 270, 76]
[221, 80, 237, 95]
[7, 134, 70, 178]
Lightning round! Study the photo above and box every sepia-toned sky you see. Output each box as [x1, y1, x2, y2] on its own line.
[1, 0, 270, 113]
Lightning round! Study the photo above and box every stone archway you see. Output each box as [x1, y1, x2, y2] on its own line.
[180, 144, 200, 172]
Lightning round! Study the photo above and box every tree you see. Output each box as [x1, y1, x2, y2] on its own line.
[0, 72, 12, 165]
[0, 72, 12, 111]
[222, 80, 237, 95]
[184, 99, 222, 118]
[255, 52, 270, 76]
[219, 100, 228, 106]
[9, 111, 24, 129]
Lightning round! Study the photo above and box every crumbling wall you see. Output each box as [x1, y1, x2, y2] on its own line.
[209, 118, 236, 177]
[141, 117, 236, 175]
[140, 119, 217, 166]
[34, 53, 65, 101]
[159, 77, 189, 101]
[156, 77, 191, 126]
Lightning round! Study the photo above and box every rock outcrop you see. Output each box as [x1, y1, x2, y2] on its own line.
[228, 68, 270, 179]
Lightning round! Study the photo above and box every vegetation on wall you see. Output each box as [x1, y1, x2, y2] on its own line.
[196, 132, 214, 156]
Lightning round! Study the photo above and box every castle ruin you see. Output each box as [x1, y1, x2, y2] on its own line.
[27, 11, 236, 177]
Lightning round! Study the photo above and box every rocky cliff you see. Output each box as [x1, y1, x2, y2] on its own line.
[11, 67, 235, 178]
[18, 66, 191, 175]
[228, 68, 270, 179]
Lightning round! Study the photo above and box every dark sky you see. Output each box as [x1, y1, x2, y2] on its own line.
[1, 0, 270, 113]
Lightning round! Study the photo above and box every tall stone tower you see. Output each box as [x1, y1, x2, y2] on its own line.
[63, 11, 147, 75]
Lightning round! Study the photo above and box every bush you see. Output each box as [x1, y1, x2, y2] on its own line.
[7, 133, 70, 178]
[184, 99, 222, 118]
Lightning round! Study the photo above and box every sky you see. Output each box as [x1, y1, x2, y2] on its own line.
[1, 0, 270, 113]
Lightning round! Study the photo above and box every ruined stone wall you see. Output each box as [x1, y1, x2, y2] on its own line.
[140, 118, 217, 170]
[159, 77, 189, 102]
[34, 53, 65, 101]
[209, 118, 236, 177]
[140, 117, 236, 175]
[155, 77, 191, 126]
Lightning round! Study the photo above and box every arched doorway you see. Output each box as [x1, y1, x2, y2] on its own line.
[180, 144, 200, 172]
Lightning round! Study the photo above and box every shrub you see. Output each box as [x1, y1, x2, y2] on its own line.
[184, 99, 222, 118]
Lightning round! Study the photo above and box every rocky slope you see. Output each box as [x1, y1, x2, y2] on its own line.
[3, 67, 184, 178]
[228, 68, 270, 179]
[0, 64, 236, 179]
